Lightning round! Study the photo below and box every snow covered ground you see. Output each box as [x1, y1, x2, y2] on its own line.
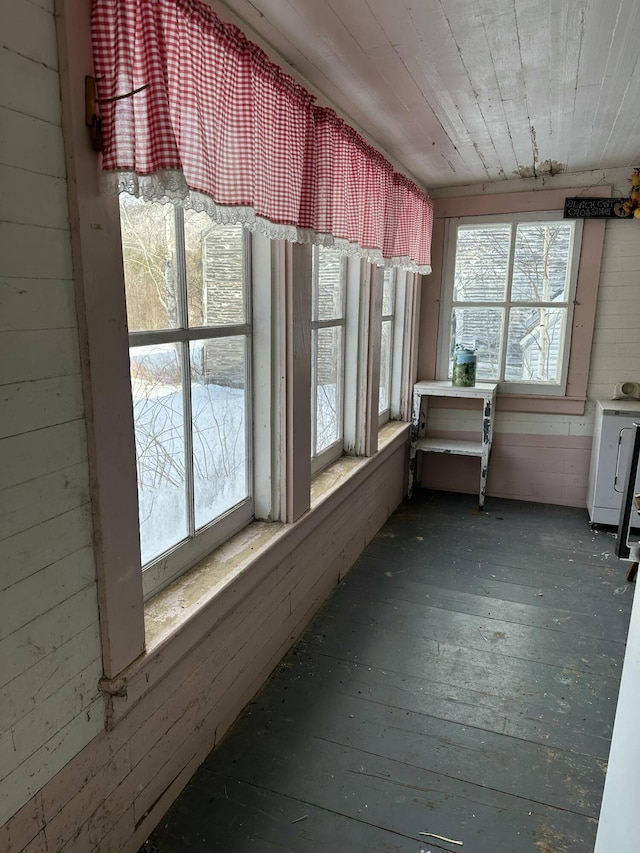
[130, 344, 247, 564]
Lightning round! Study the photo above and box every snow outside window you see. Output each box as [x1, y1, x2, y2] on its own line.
[378, 265, 412, 426]
[311, 246, 347, 473]
[379, 267, 395, 420]
[120, 196, 255, 597]
[438, 213, 583, 396]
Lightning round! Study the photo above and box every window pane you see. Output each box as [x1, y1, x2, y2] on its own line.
[453, 224, 511, 302]
[314, 326, 343, 453]
[130, 343, 188, 563]
[382, 268, 395, 316]
[192, 219, 246, 327]
[506, 307, 566, 382]
[120, 197, 178, 332]
[451, 307, 504, 380]
[379, 319, 392, 414]
[314, 247, 345, 321]
[512, 223, 572, 302]
[192, 337, 248, 529]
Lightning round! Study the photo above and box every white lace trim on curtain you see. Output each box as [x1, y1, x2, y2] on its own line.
[102, 169, 432, 274]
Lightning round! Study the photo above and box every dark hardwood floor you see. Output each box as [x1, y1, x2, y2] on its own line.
[143, 489, 634, 852]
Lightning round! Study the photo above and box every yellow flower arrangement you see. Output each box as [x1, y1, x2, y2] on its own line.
[622, 168, 640, 218]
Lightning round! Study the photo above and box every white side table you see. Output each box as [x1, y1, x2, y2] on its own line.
[408, 380, 498, 509]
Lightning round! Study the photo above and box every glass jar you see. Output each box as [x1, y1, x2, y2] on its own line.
[452, 347, 477, 387]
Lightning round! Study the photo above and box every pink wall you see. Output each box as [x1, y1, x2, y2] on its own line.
[420, 431, 591, 507]
[416, 184, 609, 507]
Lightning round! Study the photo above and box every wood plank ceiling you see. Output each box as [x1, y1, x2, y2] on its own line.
[217, 0, 640, 190]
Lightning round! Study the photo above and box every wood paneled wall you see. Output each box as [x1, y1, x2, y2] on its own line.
[0, 0, 104, 827]
[0, 437, 407, 853]
[1, 6, 409, 847]
[589, 205, 640, 402]
[2, 0, 639, 848]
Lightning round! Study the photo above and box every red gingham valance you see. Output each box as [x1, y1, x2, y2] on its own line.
[308, 108, 395, 257]
[91, 0, 433, 272]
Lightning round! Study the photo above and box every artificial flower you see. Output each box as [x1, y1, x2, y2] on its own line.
[624, 169, 640, 217]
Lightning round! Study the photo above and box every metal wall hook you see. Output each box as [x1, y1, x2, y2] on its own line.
[85, 76, 150, 152]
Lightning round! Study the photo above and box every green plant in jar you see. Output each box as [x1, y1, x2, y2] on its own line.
[452, 344, 477, 387]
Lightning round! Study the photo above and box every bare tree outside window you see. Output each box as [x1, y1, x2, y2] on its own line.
[120, 197, 250, 567]
[379, 268, 395, 415]
[449, 220, 574, 387]
[312, 246, 346, 458]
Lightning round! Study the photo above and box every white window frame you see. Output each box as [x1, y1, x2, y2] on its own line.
[56, 0, 420, 683]
[377, 266, 413, 426]
[124, 205, 266, 598]
[378, 267, 395, 423]
[437, 212, 583, 396]
[119, 202, 282, 599]
[310, 251, 411, 474]
[311, 247, 415, 476]
[342, 256, 373, 459]
[311, 246, 347, 474]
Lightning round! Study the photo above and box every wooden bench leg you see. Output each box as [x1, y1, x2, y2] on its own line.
[626, 562, 638, 583]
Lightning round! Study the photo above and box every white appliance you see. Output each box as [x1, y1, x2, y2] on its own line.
[615, 422, 640, 576]
[587, 400, 640, 525]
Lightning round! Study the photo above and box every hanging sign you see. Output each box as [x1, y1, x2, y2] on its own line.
[563, 197, 631, 219]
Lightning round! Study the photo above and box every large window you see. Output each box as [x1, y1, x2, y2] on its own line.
[120, 197, 254, 596]
[438, 214, 583, 395]
[118, 204, 415, 594]
[311, 246, 347, 472]
[379, 268, 395, 419]
[378, 266, 413, 424]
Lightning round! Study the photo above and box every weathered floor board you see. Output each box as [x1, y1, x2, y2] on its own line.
[144, 490, 634, 853]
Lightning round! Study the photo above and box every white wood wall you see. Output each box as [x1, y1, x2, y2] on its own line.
[1, 1, 640, 848]
[0, 0, 103, 826]
[592, 190, 640, 849]
[589, 171, 640, 403]
[1, 433, 407, 853]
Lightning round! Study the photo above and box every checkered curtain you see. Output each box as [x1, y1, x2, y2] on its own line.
[308, 108, 394, 262]
[91, 0, 433, 272]
[384, 173, 435, 270]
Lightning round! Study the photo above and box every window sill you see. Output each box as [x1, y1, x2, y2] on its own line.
[99, 420, 409, 728]
[310, 421, 408, 505]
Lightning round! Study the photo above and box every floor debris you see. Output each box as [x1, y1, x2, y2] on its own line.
[419, 831, 463, 845]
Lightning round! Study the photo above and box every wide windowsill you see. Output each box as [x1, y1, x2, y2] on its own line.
[99, 420, 409, 728]
[310, 420, 407, 504]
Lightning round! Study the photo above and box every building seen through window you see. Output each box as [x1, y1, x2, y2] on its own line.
[120, 196, 252, 592]
[440, 215, 582, 394]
